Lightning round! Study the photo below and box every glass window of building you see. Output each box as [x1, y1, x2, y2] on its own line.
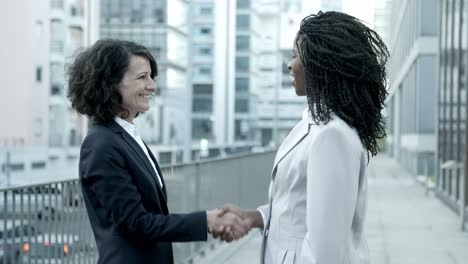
[236, 36, 250, 51]
[200, 27, 212, 35]
[36, 66, 42, 82]
[235, 119, 248, 140]
[51, 20, 65, 52]
[235, 77, 249, 92]
[236, 14, 250, 30]
[194, 44, 212, 56]
[193, 97, 213, 112]
[200, 6, 213, 15]
[236, 56, 250, 72]
[282, 61, 289, 74]
[51, 84, 61, 95]
[194, 84, 213, 95]
[51, 0, 63, 9]
[192, 119, 213, 140]
[50, 63, 63, 85]
[200, 47, 212, 55]
[194, 25, 213, 39]
[198, 65, 212, 75]
[235, 98, 249, 113]
[237, 0, 250, 9]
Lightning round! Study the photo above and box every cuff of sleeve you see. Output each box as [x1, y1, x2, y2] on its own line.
[192, 211, 209, 241]
[257, 208, 266, 235]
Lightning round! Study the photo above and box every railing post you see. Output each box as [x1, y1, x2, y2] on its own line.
[5, 150, 11, 187]
[461, 166, 466, 231]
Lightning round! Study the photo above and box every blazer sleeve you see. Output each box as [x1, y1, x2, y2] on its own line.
[300, 126, 361, 263]
[80, 133, 208, 243]
[257, 181, 273, 232]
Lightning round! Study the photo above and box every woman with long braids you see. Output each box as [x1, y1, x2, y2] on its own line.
[217, 11, 389, 263]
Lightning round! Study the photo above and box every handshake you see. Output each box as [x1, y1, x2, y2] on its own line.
[206, 204, 262, 242]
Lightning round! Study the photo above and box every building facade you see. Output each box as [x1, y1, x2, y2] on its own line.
[100, 0, 190, 151]
[0, 0, 97, 186]
[437, 0, 468, 223]
[385, 0, 439, 177]
[190, 0, 216, 146]
[0, 0, 50, 186]
[373, 0, 392, 47]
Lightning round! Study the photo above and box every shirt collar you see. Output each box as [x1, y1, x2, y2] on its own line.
[114, 116, 138, 137]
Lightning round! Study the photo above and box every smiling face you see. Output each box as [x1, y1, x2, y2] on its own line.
[118, 55, 156, 123]
[287, 36, 306, 96]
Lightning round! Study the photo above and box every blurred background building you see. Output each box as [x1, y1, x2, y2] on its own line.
[5, 0, 456, 201]
[48, 0, 98, 176]
[437, 0, 468, 215]
[0, 0, 50, 185]
[0, 0, 98, 185]
[373, 0, 391, 47]
[384, 0, 439, 177]
[99, 0, 190, 161]
[3, 2, 468, 262]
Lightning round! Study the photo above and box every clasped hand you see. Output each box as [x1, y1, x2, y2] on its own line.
[206, 204, 252, 242]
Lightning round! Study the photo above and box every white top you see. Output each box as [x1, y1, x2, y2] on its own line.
[114, 117, 163, 188]
[257, 109, 369, 264]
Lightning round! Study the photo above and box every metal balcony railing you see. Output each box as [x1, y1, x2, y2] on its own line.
[0, 151, 275, 263]
[437, 160, 467, 230]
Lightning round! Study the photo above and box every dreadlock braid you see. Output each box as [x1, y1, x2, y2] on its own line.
[296, 11, 389, 158]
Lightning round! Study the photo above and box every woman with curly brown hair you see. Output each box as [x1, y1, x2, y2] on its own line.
[67, 39, 249, 264]
[218, 11, 389, 264]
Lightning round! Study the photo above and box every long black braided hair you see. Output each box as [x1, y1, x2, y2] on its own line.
[296, 11, 389, 158]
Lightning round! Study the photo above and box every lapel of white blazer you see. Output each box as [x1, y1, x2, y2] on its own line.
[271, 119, 310, 179]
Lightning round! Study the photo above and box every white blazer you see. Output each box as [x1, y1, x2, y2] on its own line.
[258, 109, 369, 264]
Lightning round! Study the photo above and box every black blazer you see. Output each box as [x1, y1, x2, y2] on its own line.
[79, 120, 207, 264]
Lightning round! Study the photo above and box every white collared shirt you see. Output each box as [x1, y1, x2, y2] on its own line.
[114, 117, 163, 188]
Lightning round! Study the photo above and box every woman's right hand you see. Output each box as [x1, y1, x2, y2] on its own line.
[206, 208, 250, 242]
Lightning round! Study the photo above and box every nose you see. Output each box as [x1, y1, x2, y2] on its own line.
[146, 79, 156, 91]
[287, 62, 292, 71]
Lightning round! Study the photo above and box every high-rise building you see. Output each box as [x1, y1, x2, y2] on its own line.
[251, 0, 307, 147]
[385, 0, 439, 176]
[100, 0, 191, 156]
[204, 0, 264, 150]
[232, 0, 260, 145]
[0, 0, 50, 185]
[190, 0, 216, 146]
[47, 0, 97, 179]
[0, 0, 97, 185]
[49, 0, 91, 150]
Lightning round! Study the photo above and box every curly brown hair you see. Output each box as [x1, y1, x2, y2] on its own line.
[296, 11, 389, 158]
[67, 39, 157, 124]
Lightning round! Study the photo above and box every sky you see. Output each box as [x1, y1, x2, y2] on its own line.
[280, 0, 376, 49]
[343, 0, 375, 28]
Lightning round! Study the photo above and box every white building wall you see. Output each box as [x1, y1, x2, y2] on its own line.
[385, 0, 439, 176]
[0, 0, 50, 186]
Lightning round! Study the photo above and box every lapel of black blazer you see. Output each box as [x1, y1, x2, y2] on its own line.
[107, 121, 168, 208]
[143, 142, 168, 199]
